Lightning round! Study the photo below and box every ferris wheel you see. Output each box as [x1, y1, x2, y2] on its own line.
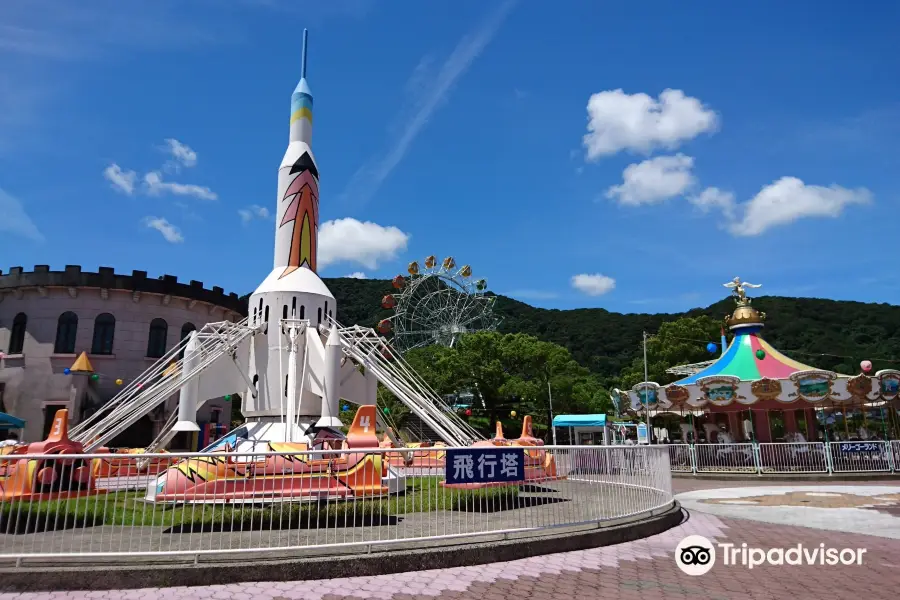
[376, 255, 498, 354]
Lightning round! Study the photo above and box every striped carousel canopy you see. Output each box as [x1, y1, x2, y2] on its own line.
[676, 326, 816, 385]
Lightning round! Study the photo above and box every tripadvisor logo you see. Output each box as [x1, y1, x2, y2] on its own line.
[675, 535, 716, 576]
[675, 535, 867, 575]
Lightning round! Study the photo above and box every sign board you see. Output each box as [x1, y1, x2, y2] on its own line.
[837, 442, 881, 453]
[445, 447, 526, 485]
[636, 423, 649, 445]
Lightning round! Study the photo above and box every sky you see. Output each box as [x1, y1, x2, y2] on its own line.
[1, 0, 898, 314]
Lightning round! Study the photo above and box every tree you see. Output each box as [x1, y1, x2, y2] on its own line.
[617, 315, 724, 389]
[441, 331, 510, 424]
[499, 334, 609, 437]
[402, 345, 457, 395]
[376, 383, 411, 433]
[425, 332, 609, 438]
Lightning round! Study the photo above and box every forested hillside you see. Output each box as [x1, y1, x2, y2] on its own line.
[243, 278, 900, 386]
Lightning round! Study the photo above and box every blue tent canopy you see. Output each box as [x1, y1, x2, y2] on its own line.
[0, 413, 25, 429]
[552, 414, 606, 428]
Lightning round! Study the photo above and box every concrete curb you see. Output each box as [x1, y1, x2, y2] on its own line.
[673, 472, 900, 482]
[0, 502, 683, 592]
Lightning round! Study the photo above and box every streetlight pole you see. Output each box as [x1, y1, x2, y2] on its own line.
[642, 331, 651, 444]
[548, 380, 557, 445]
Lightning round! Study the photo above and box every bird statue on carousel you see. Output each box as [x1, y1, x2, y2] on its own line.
[723, 276, 761, 304]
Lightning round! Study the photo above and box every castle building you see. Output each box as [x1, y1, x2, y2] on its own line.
[0, 265, 246, 444]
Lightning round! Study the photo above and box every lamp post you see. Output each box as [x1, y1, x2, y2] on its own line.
[642, 331, 651, 444]
[548, 380, 557, 445]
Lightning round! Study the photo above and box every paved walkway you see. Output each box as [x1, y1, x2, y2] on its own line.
[4, 478, 900, 599]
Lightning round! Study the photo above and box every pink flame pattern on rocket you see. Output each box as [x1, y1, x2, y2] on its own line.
[278, 152, 319, 278]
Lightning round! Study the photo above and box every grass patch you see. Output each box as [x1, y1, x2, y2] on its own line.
[0, 478, 521, 534]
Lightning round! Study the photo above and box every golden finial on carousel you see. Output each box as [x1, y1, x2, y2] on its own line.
[723, 277, 766, 329]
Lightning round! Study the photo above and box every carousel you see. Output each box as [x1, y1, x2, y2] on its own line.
[615, 278, 900, 447]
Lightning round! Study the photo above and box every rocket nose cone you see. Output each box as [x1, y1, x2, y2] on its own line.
[294, 78, 313, 96]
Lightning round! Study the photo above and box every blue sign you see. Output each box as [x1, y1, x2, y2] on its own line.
[445, 448, 526, 485]
[837, 442, 881, 453]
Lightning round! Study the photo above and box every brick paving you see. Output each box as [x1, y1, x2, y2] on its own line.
[3, 478, 900, 599]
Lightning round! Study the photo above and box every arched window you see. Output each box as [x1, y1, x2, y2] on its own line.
[179, 322, 196, 359]
[181, 322, 196, 340]
[91, 313, 116, 355]
[317, 307, 322, 325]
[146, 318, 168, 358]
[54, 312, 78, 354]
[8, 312, 26, 354]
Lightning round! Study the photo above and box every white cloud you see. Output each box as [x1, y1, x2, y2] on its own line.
[571, 273, 616, 297]
[345, 272, 368, 279]
[103, 163, 137, 195]
[339, 0, 516, 207]
[583, 89, 718, 160]
[0, 187, 43, 242]
[144, 171, 217, 200]
[238, 204, 270, 223]
[163, 138, 197, 169]
[143, 216, 184, 243]
[728, 177, 871, 236]
[319, 218, 410, 269]
[605, 154, 695, 205]
[688, 186, 736, 220]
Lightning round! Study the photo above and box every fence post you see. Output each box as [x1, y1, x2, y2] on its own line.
[750, 442, 762, 475]
[689, 443, 697, 474]
[886, 441, 895, 473]
[825, 442, 834, 474]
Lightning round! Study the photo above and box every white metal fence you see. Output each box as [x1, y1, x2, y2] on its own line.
[665, 441, 900, 474]
[0, 445, 673, 565]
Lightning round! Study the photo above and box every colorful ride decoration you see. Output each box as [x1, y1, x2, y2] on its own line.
[0, 410, 101, 502]
[90, 448, 174, 480]
[381, 254, 498, 353]
[379, 428, 446, 468]
[618, 277, 900, 411]
[146, 406, 390, 503]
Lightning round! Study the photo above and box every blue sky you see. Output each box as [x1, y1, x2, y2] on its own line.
[1, 0, 898, 313]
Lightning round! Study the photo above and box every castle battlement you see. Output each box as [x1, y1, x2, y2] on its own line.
[0, 265, 247, 315]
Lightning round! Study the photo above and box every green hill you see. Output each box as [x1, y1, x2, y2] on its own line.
[245, 278, 900, 385]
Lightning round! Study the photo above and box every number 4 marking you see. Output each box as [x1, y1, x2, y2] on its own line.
[360, 415, 371, 432]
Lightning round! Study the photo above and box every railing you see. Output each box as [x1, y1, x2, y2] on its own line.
[665, 441, 900, 474]
[0, 445, 673, 565]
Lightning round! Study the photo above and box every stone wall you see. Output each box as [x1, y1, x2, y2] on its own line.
[0, 266, 247, 443]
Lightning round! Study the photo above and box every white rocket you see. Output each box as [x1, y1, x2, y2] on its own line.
[241, 29, 346, 441]
[172, 331, 201, 433]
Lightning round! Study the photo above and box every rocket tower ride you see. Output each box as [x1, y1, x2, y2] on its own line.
[243, 29, 366, 444]
[65, 29, 481, 477]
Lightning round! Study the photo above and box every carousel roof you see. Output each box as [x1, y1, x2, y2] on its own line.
[675, 326, 816, 385]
